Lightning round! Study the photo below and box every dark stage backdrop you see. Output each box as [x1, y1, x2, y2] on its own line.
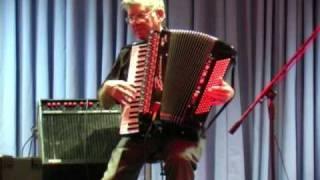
[0, 0, 319, 180]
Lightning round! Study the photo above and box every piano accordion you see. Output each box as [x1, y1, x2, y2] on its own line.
[120, 29, 236, 135]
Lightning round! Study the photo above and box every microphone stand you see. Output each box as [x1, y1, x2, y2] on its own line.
[267, 88, 276, 180]
[229, 26, 320, 180]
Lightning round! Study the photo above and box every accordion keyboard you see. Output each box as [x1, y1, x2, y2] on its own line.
[120, 43, 148, 135]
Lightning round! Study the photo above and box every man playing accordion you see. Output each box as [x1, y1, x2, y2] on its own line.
[99, 0, 235, 179]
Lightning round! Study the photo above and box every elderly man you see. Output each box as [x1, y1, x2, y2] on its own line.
[99, 0, 235, 179]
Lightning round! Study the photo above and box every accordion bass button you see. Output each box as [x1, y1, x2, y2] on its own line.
[202, 71, 208, 77]
[199, 78, 205, 84]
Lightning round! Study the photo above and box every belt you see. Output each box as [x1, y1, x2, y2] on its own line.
[152, 120, 203, 141]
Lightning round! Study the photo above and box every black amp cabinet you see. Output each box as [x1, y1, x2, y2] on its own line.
[37, 99, 121, 180]
[38, 99, 121, 164]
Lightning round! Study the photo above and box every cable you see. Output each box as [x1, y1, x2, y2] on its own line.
[28, 134, 34, 157]
[20, 126, 38, 157]
[21, 135, 33, 156]
[273, 135, 291, 180]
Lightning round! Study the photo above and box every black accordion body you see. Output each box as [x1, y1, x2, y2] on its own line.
[120, 29, 236, 135]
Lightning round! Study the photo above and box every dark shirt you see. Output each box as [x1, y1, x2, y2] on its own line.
[105, 45, 132, 81]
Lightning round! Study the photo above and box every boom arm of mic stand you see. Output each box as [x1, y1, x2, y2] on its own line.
[229, 84, 274, 134]
[229, 26, 320, 134]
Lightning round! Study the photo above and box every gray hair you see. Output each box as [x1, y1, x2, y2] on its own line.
[122, 0, 165, 11]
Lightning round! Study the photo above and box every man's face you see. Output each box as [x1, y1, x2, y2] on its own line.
[126, 4, 164, 40]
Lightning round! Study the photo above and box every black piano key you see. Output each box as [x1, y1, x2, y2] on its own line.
[128, 127, 139, 131]
[129, 115, 139, 119]
[129, 111, 139, 115]
[135, 70, 144, 74]
[136, 64, 145, 68]
[130, 100, 140, 103]
[135, 75, 144, 78]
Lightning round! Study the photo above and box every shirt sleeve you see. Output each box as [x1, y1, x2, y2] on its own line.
[98, 46, 131, 109]
[104, 46, 131, 82]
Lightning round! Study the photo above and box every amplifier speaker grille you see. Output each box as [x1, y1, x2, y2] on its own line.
[38, 99, 121, 164]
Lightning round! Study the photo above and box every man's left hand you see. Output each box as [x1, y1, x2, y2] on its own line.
[207, 78, 234, 105]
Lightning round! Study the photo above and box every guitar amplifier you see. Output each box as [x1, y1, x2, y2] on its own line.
[37, 99, 121, 164]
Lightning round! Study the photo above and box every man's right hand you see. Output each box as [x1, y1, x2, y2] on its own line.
[103, 80, 136, 106]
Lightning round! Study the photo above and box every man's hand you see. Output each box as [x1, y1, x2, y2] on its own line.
[103, 80, 136, 106]
[207, 78, 234, 105]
